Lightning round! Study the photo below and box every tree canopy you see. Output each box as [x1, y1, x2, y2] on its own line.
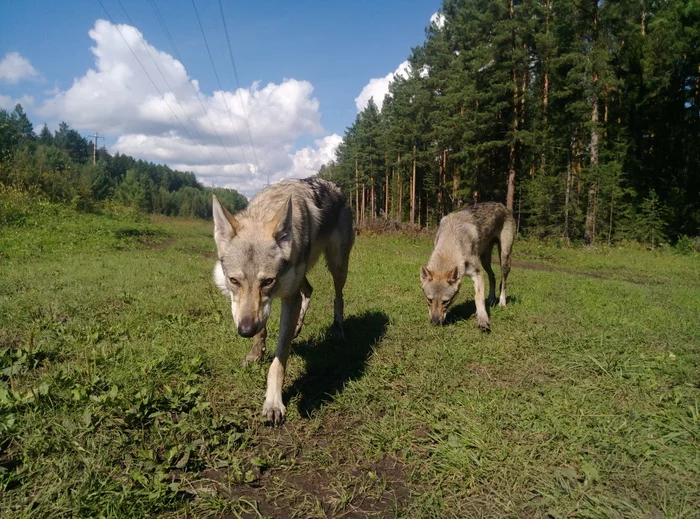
[0, 105, 247, 219]
[320, 0, 699, 245]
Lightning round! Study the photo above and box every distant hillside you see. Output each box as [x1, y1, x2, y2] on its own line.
[0, 104, 247, 220]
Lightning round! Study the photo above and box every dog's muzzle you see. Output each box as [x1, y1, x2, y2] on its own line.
[430, 315, 444, 326]
[237, 316, 258, 338]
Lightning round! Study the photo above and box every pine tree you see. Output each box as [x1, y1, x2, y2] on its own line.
[38, 124, 53, 146]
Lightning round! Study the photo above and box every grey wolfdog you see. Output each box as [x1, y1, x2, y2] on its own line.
[212, 178, 354, 425]
[420, 202, 515, 330]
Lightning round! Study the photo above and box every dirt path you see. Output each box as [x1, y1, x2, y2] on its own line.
[509, 259, 655, 285]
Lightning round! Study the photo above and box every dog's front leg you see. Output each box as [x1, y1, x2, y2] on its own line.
[242, 326, 267, 366]
[262, 293, 302, 425]
[470, 268, 490, 331]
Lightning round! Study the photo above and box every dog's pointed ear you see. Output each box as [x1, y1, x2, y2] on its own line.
[266, 197, 293, 243]
[420, 266, 433, 283]
[447, 266, 460, 285]
[212, 195, 239, 250]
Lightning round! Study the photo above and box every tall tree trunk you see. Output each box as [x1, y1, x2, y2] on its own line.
[584, 3, 600, 245]
[442, 150, 448, 216]
[418, 189, 422, 227]
[543, 0, 550, 117]
[540, 0, 551, 177]
[608, 162, 615, 245]
[520, 49, 527, 128]
[452, 169, 460, 210]
[354, 158, 359, 226]
[437, 150, 444, 219]
[361, 183, 366, 225]
[584, 84, 600, 245]
[397, 152, 402, 221]
[371, 183, 375, 218]
[384, 152, 390, 219]
[390, 166, 394, 219]
[369, 154, 374, 218]
[506, 0, 518, 211]
[410, 144, 417, 225]
[564, 161, 571, 244]
[507, 112, 518, 210]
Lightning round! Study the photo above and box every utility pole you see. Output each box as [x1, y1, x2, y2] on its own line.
[92, 132, 104, 164]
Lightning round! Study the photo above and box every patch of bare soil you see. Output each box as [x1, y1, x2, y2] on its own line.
[0, 330, 22, 349]
[141, 236, 178, 249]
[199, 414, 412, 518]
[510, 259, 654, 285]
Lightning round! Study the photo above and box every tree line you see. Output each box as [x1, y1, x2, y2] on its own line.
[319, 0, 699, 246]
[0, 104, 247, 220]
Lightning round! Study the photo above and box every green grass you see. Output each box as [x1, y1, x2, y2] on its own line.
[1, 208, 698, 518]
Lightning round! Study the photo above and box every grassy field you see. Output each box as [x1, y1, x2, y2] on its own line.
[1, 206, 698, 518]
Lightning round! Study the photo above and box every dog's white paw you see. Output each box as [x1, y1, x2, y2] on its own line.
[262, 399, 286, 426]
[477, 314, 491, 332]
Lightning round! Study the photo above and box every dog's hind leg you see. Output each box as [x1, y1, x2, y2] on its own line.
[325, 231, 351, 342]
[242, 326, 267, 366]
[498, 219, 515, 307]
[294, 277, 313, 338]
[263, 293, 301, 426]
[481, 246, 497, 306]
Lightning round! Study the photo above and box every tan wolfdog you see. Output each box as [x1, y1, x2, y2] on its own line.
[212, 178, 354, 425]
[420, 202, 515, 330]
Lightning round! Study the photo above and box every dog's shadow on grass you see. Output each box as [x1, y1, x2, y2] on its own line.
[446, 295, 519, 325]
[284, 311, 389, 418]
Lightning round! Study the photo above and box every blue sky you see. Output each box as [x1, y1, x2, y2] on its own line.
[0, 0, 441, 196]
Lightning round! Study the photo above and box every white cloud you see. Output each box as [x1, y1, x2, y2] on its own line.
[354, 11, 446, 114]
[291, 134, 343, 178]
[0, 94, 35, 111]
[354, 61, 411, 112]
[165, 134, 341, 197]
[0, 52, 40, 84]
[37, 19, 331, 197]
[0, 94, 14, 110]
[430, 12, 446, 29]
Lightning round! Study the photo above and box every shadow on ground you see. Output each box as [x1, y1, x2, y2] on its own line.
[446, 295, 518, 325]
[284, 311, 389, 418]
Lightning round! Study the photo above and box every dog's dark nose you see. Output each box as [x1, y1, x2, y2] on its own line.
[238, 317, 257, 338]
[430, 316, 443, 326]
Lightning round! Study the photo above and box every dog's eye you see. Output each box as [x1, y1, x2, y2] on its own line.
[229, 277, 240, 286]
[426, 298, 433, 305]
[260, 278, 274, 288]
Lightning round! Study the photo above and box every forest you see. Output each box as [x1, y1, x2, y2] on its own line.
[319, 0, 699, 246]
[0, 104, 247, 224]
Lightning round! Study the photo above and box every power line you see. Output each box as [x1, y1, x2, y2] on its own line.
[149, 0, 240, 166]
[190, 0, 249, 166]
[116, 0, 221, 167]
[217, 0, 263, 182]
[96, 0, 216, 169]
